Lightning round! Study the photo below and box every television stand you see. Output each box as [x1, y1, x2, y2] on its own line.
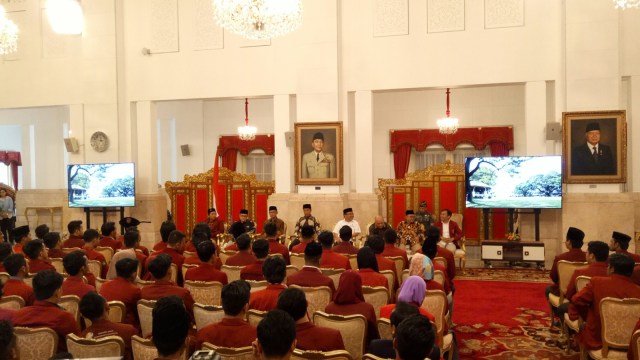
[84, 207, 125, 232]
[482, 240, 545, 269]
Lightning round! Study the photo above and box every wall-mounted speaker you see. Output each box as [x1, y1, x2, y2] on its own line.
[64, 138, 79, 153]
[180, 144, 190, 156]
[285, 131, 294, 147]
[546, 123, 562, 141]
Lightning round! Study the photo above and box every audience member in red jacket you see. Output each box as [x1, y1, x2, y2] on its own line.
[13, 270, 80, 352]
[106, 230, 147, 280]
[254, 310, 297, 360]
[100, 257, 142, 328]
[421, 235, 452, 295]
[185, 223, 214, 254]
[11, 225, 31, 255]
[63, 220, 85, 249]
[2, 254, 35, 306]
[332, 226, 359, 255]
[394, 311, 437, 360]
[433, 209, 464, 252]
[142, 254, 195, 321]
[153, 221, 176, 252]
[61, 250, 96, 298]
[286, 242, 335, 293]
[290, 225, 316, 255]
[368, 235, 399, 290]
[0, 242, 11, 273]
[249, 256, 287, 311]
[43, 232, 66, 259]
[196, 280, 257, 349]
[152, 296, 191, 360]
[325, 270, 379, 343]
[381, 229, 409, 269]
[610, 231, 640, 263]
[0, 282, 16, 323]
[98, 222, 123, 251]
[264, 222, 290, 265]
[80, 291, 138, 360]
[145, 230, 186, 285]
[318, 231, 351, 270]
[226, 234, 257, 266]
[23, 239, 55, 273]
[185, 241, 228, 284]
[277, 287, 345, 352]
[241, 239, 269, 281]
[82, 229, 108, 279]
[356, 247, 389, 290]
[547, 227, 587, 298]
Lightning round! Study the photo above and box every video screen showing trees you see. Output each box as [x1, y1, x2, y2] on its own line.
[67, 163, 135, 208]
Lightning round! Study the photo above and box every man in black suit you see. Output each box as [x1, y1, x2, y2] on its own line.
[571, 122, 615, 175]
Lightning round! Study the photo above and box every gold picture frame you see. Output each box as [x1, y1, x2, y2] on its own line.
[562, 110, 626, 184]
[294, 122, 344, 185]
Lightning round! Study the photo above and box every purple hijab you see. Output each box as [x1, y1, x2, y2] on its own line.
[398, 275, 426, 306]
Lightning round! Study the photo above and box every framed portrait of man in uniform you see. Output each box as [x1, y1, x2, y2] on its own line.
[294, 122, 343, 185]
[562, 110, 626, 184]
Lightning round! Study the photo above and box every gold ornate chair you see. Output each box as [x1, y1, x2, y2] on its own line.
[182, 263, 198, 280]
[14, 327, 58, 360]
[291, 253, 306, 268]
[421, 290, 453, 360]
[95, 246, 114, 265]
[194, 304, 224, 330]
[136, 279, 155, 288]
[183, 251, 196, 259]
[85, 300, 127, 327]
[201, 343, 255, 360]
[313, 311, 367, 360]
[0, 272, 9, 284]
[630, 329, 640, 360]
[66, 333, 125, 358]
[184, 280, 223, 306]
[219, 250, 236, 265]
[50, 258, 64, 274]
[0, 295, 25, 310]
[290, 285, 332, 319]
[433, 270, 446, 286]
[401, 269, 409, 285]
[58, 295, 81, 326]
[247, 309, 267, 326]
[286, 265, 300, 283]
[433, 257, 447, 269]
[247, 280, 269, 292]
[221, 265, 244, 282]
[548, 260, 588, 328]
[362, 286, 389, 320]
[384, 256, 404, 285]
[132, 335, 190, 360]
[380, 270, 396, 296]
[376, 318, 392, 340]
[87, 260, 102, 279]
[95, 277, 108, 292]
[362, 354, 387, 360]
[321, 268, 345, 289]
[348, 255, 358, 271]
[563, 275, 591, 355]
[169, 263, 178, 283]
[585, 297, 640, 359]
[137, 299, 156, 338]
[291, 349, 353, 360]
[450, 213, 467, 274]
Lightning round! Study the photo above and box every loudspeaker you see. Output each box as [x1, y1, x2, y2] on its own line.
[285, 131, 294, 147]
[64, 137, 79, 153]
[180, 144, 190, 156]
[546, 123, 562, 141]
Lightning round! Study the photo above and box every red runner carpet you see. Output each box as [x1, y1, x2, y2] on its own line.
[453, 279, 578, 359]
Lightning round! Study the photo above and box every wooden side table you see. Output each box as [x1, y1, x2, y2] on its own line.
[24, 206, 63, 232]
[482, 240, 545, 268]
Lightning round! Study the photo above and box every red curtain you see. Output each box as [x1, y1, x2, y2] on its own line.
[390, 126, 514, 152]
[0, 151, 21, 189]
[221, 149, 238, 171]
[489, 142, 510, 156]
[393, 144, 412, 179]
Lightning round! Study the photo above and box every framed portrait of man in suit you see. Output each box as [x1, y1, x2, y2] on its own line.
[294, 122, 343, 185]
[562, 110, 626, 184]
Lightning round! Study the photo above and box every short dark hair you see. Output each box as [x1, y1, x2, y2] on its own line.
[264, 222, 277, 237]
[68, 220, 83, 234]
[83, 229, 100, 243]
[221, 280, 251, 316]
[569, 235, 584, 249]
[160, 221, 176, 243]
[192, 223, 211, 241]
[609, 253, 635, 277]
[252, 239, 269, 259]
[262, 256, 286, 284]
[196, 241, 216, 263]
[257, 310, 296, 358]
[116, 258, 139, 279]
[32, 270, 64, 301]
[356, 247, 379, 272]
[300, 225, 315, 239]
[588, 241, 609, 262]
[421, 239, 438, 259]
[395, 314, 435, 360]
[167, 230, 186, 246]
[35, 224, 50, 239]
[367, 235, 384, 254]
[147, 254, 172, 279]
[191, 232, 209, 251]
[236, 233, 252, 251]
[426, 227, 440, 243]
[389, 301, 420, 327]
[23, 240, 45, 260]
[277, 288, 307, 321]
[441, 209, 452, 217]
[3, 254, 26, 277]
[318, 231, 334, 248]
[383, 229, 398, 244]
[43, 232, 61, 251]
[63, 250, 87, 276]
[304, 242, 322, 263]
[338, 226, 352, 241]
[101, 222, 116, 236]
[152, 296, 189, 357]
[123, 230, 140, 248]
[0, 243, 11, 263]
[0, 320, 15, 360]
[79, 292, 105, 321]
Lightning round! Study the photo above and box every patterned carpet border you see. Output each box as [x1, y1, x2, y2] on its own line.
[456, 267, 550, 283]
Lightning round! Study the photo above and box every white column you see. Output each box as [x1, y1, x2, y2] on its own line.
[630, 76, 640, 192]
[134, 101, 158, 194]
[524, 81, 547, 155]
[273, 95, 293, 193]
[354, 90, 373, 193]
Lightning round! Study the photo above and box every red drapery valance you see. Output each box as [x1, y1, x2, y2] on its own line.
[217, 135, 275, 156]
[389, 126, 514, 152]
[0, 151, 21, 189]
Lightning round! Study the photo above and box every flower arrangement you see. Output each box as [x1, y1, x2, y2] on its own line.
[506, 232, 521, 242]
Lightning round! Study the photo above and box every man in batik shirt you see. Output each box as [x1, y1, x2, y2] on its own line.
[294, 204, 321, 236]
[396, 210, 425, 252]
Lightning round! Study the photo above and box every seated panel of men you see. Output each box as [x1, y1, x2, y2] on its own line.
[225, 233, 257, 266]
[185, 241, 228, 284]
[264, 222, 290, 265]
[63, 220, 86, 249]
[380, 229, 409, 269]
[241, 239, 269, 282]
[2, 254, 35, 306]
[98, 222, 123, 252]
[286, 242, 335, 294]
[100, 258, 142, 329]
[318, 231, 351, 270]
[61, 250, 96, 299]
[332, 226, 359, 255]
[248, 256, 287, 311]
[23, 239, 55, 273]
[142, 254, 195, 322]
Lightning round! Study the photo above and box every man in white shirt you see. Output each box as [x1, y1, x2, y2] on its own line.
[433, 209, 463, 253]
[332, 208, 361, 240]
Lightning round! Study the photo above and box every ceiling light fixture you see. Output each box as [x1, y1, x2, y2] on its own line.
[238, 98, 257, 141]
[212, 0, 303, 40]
[437, 88, 459, 135]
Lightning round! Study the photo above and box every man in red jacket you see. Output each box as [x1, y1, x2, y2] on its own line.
[318, 231, 351, 270]
[264, 222, 290, 265]
[63, 220, 85, 249]
[381, 228, 409, 269]
[546, 227, 586, 300]
[61, 250, 96, 298]
[332, 226, 359, 255]
[286, 242, 335, 293]
[241, 239, 269, 281]
[226, 233, 257, 266]
[23, 239, 55, 273]
[83, 229, 108, 278]
[2, 254, 35, 305]
[100, 258, 142, 329]
[145, 230, 186, 285]
[98, 222, 123, 251]
[248, 256, 287, 311]
[142, 254, 195, 322]
[184, 241, 228, 284]
[433, 209, 463, 253]
[609, 231, 640, 263]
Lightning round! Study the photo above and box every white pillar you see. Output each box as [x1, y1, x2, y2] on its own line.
[134, 101, 158, 194]
[354, 90, 373, 193]
[274, 95, 293, 193]
[630, 76, 640, 192]
[524, 81, 547, 155]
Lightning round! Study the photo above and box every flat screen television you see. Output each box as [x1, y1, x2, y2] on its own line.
[465, 156, 562, 209]
[67, 163, 136, 208]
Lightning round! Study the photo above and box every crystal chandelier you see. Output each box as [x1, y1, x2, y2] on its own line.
[437, 88, 459, 135]
[613, 0, 640, 9]
[0, 5, 18, 55]
[47, 0, 84, 35]
[212, 0, 303, 40]
[238, 98, 257, 141]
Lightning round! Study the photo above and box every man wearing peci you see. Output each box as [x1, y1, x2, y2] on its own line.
[571, 122, 615, 175]
[301, 132, 336, 179]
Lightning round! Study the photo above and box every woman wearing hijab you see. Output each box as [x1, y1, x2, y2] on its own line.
[409, 253, 448, 294]
[325, 270, 379, 342]
[379, 275, 435, 322]
[355, 247, 388, 290]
